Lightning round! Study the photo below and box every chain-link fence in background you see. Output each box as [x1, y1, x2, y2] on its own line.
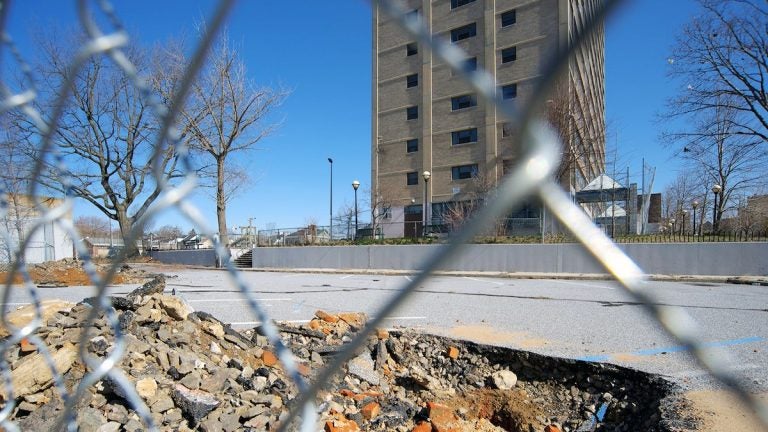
[1, 1, 767, 431]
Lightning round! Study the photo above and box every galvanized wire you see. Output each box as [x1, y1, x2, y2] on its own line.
[0, 0, 766, 431]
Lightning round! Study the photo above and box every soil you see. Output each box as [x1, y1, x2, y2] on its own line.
[442, 388, 547, 431]
[0, 259, 153, 286]
[684, 390, 768, 432]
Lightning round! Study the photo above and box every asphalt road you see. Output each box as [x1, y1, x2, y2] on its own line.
[4, 266, 767, 393]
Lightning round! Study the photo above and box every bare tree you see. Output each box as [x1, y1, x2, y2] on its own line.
[440, 174, 506, 237]
[74, 215, 111, 239]
[665, 99, 767, 230]
[544, 82, 606, 190]
[11, 33, 184, 256]
[162, 35, 288, 248]
[0, 125, 37, 263]
[667, 0, 768, 143]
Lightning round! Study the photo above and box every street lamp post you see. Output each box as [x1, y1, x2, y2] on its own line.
[352, 180, 360, 240]
[711, 184, 722, 234]
[681, 209, 688, 235]
[422, 171, 431, 237]
[669, 218, 676, 238]
[692, 200, 699, 237]
[328, 158, 333, 241]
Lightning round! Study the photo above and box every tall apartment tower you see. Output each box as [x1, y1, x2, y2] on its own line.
[372, 0, 605, 237]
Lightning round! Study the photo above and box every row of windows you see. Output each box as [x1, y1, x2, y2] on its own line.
[406, 164, 479, 185]
[405, 85, 517, 120]
[403, 8, 516, 56]
[402, 46, 513, 88]
[404, 122, 515, 154]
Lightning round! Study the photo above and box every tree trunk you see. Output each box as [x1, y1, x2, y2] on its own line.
[116, 207, 139, 257]
[216, 157, 229, 249]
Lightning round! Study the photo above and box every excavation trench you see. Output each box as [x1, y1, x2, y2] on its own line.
[0, 275, 692, 431]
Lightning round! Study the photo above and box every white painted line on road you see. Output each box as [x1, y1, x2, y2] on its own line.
[185, 298, 292, 303]
[340, 275, 354, 280]
[552, 280, 615, 290]
[404, 276, 412, 282]
[462, 276, 504, 286]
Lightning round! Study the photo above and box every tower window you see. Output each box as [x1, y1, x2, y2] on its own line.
[501, 84, 517, 99]
[451, 164, 479, 180]
[450, 23, 477, 42]
[407, 171, 419, 185]
[407, 105, 419, 120]
[501, 10, 516, 27]
[407, 138, 419, 153]
[451, 128, 478, 145]
[501, 46, 517, 64]
[406, 74, 419, 88]
[451, 0, 476, 9]
[451, 94, 477, 111]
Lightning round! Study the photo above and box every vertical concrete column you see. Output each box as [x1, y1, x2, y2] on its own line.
[422, 0, 433, 220]
[371, 4, 380, 222]
[483, 0, 499, 181]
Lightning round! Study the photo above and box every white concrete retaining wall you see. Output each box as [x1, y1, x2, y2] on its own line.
[250, 243, 768, 276]
[149, 249, 217, 266]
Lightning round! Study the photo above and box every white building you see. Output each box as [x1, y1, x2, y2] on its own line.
[0, 195, 74, 264]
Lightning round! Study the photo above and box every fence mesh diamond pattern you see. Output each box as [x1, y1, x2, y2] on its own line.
[1, 1, 766, 431]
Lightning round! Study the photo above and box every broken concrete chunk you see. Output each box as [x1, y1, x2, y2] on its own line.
[490, 369, 518, 390]
[7, 342, 77, 399]
[157, 295, 194, 320]
[127, 275, 166, 300]
[171, 383, 220, 423]
[348, 352, 380, 385]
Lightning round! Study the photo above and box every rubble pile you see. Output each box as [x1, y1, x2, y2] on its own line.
[0, 277, 681, 431]
[0, 258, 153, 287]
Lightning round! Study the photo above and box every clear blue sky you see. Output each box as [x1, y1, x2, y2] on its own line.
[5, 0, 698, 232]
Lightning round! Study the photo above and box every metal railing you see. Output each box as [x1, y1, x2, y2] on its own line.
[1, 1, 767, 431]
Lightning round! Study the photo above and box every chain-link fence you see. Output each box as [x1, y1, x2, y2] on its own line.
[2, 1, 767, 431]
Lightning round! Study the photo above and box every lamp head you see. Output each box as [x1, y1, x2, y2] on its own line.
[352, 180, 360, 190]
[422, 170, 431, 181]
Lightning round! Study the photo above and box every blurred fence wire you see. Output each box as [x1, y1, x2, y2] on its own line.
[1, 0, 767, 431]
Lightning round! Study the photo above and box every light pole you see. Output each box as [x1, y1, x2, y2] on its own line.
[352, 180, 360, 240]
[328, 158, 333, 241]
[681, 209, 688, 235]
[670, 218, 676, 237]
[711, 184, 722, 234]
[692, 200, 699, 237]
[422, 171, 431, 236]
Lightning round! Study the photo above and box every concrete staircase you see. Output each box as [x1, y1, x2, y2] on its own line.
[234, 250, 253, 268]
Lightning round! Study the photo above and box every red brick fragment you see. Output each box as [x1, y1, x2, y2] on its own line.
[544, 425, 562, 432]
[447, 346, 459, 360]
[361, 402, 380, 420]
[324, 416, 360, 432]
[426, 402, 459, 431]
[411, 421, 431, 432]
[19, 338, 36, 353]
[261, 350, 278, 367]
[316, 310, 339, 323]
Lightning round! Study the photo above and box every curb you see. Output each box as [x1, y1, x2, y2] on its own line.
[133, 262, 767, 285]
